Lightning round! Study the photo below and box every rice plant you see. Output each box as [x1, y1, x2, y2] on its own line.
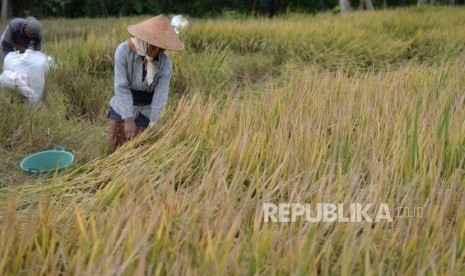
[1, 6, 465, 275]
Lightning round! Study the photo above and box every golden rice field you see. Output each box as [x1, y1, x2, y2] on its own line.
[1, 6, 465, 275]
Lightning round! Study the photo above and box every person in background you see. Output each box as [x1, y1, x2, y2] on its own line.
[108, 15, 184, 148]
[1, 16, 42, 60]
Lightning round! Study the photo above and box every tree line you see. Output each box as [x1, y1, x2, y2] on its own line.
[1, 0, 464, 20]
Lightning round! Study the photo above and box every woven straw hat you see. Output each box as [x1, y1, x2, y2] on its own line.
[127, 15, 184, 51]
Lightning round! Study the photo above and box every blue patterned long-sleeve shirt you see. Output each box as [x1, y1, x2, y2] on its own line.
[110, 41, 173, 123]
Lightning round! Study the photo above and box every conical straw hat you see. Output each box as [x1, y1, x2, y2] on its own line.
[127, 15, 184, 51]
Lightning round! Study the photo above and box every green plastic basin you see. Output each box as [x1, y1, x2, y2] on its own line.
[20, 145, 74, 177]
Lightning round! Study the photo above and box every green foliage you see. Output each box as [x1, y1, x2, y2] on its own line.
[13, 0, 437, 18]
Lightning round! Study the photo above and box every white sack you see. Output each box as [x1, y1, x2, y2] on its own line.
[0, 70, 34, 97]
[0, 50, 50, 104]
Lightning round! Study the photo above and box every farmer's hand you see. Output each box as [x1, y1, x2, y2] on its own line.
[124, 118, 137, 139]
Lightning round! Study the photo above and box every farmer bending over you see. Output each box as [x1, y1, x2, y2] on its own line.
[108, 15, 184, 148]
[1, 16, 42, 60]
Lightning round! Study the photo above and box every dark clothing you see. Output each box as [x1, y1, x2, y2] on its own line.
[131, 89, 154, 106]
[1, 18, 42, 59]
[108, 106, 150, 127]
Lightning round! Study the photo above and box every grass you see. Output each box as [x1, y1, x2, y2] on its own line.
[1, 6, 465, 275]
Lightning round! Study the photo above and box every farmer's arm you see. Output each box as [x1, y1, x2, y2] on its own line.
[1, 26, 27, 54]
[3, 40, 27, 52]
[1, 20, 28, 53]
[149, 56, 173, 124]
[113, 43, 136, 120]
[34, 36, 42, 51]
